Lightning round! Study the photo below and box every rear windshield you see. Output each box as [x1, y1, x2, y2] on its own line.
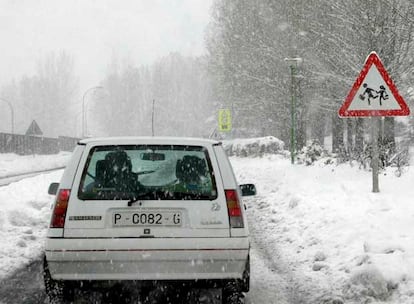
[78, 145, 217, 200]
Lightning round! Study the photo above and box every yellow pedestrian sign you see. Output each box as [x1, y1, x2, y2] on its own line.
[218, 109, 232, 132]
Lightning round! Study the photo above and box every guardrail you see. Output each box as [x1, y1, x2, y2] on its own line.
[0, 167, 66, 187]
[0, 133, 79, 155]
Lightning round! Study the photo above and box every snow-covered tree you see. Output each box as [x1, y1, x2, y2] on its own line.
[207, 0, 414, 156]
[92, 53, 214, 138]
[1, 51, 79, 137]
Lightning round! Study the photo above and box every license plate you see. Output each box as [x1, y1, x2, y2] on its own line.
[113, 211, 182, 226]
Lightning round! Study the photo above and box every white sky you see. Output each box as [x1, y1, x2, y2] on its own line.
[0, 0, 213, 89]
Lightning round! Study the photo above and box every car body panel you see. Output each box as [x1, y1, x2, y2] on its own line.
[213, 145, 249, 237]
[45, 238, 249, 281]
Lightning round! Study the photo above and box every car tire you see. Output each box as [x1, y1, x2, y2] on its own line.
[222, 282, 244, 304]
[241, 256, 250, 292]
[43, 257, 73, 304]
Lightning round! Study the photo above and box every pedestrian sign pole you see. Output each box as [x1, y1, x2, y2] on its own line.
[371, 117, 380, 193]
[339, 52, 410, 193]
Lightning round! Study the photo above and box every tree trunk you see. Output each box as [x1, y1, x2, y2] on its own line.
[296, 109, 307, 150]
[279, 116, 291, 151]
[332, 113, 344, 153]
[355, 118, 364, 155]
[383, 117, 395, 147]
[311, 111, 325, 146]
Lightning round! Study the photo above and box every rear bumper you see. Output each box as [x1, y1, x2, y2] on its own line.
[45, 237, 249, 281]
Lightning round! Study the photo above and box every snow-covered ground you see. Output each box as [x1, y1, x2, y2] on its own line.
[233, 155, 414, 304]
[0, 170, 63, 279]
[0, 152, 70, 279]
[0, 152, 71, 178]
[1, 148, 414, 303]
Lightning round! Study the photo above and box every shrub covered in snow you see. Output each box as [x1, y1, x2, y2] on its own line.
[343, 266, 390, 302]
[351, 139, 409, 175]
[223, 136, 285, 157]
[296, 140, 328, 165]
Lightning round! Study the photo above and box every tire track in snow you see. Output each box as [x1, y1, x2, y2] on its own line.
[0, 258, 46, 304]
[245, 196, 322, 304]
[0, 257, 222, 304]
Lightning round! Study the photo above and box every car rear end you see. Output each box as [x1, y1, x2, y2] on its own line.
[44, 137, 250, 294]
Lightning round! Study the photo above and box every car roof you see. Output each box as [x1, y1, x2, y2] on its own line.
[78, 136, 221, 147]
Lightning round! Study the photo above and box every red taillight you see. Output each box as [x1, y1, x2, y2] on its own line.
[225, 189, 244, 228]
[50, 189, 71, 228]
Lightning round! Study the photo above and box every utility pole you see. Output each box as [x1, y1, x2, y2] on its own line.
[152, 99, 155, 136]
[284, 58, 303, 164]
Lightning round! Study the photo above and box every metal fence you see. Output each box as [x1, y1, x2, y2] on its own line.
[0, 133, 79, 155]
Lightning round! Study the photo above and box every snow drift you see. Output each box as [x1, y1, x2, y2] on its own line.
[223, 136, 285, 157]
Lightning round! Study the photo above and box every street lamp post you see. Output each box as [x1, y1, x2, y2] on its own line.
[284, 57, 303, 164]
[0, 97, 14, 134]
[82, 86, 103, 138]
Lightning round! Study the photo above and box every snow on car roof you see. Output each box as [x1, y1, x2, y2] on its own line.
[78, 136, 221, 147]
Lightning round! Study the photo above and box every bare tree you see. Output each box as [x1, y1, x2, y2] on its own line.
[94, 53, 214, 137]
[1, 51, 78, 137]
[207, 0, 414, 156]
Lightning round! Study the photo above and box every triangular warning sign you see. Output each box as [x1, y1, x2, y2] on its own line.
[339, 52, 410, 117]
[25, 120, 43, 136]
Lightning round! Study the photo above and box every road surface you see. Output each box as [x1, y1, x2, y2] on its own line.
[0, 173, 316, 304]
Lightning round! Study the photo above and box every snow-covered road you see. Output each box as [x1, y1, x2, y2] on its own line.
[0, 148, 303, 304]
[1, 150, 414, 303]
[0, 160, 298, 303]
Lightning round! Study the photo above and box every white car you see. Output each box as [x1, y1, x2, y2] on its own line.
[44, 137, 256, 304]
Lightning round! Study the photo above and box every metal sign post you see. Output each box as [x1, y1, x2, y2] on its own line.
[284, 57, 302, 164]
[289, 64, 296, 165]
[371, 117, 380, 193]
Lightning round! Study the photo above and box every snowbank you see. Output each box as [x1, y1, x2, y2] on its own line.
[0, 152, 70, 278]
[232, 155, 414, 303]
[0, 171, 62, 279]
[223, 136, 285, 157]
[0, 152, 71, 178]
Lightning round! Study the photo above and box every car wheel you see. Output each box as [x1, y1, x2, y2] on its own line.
[43, 257, 73, 304]
[241, 256, 250, 292]
[222, 282, 244, 304]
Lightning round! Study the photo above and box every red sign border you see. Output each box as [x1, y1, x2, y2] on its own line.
[338, 52, 410, 117]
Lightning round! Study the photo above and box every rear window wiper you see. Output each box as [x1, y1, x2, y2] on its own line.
[127, 190, 173, 205]
[127, 191, 215, 205]
[136, 170, 156, 176]
[171, 192, 216, 200]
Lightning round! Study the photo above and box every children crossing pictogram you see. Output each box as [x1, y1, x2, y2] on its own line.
[359, 83, 378, 105]
[359, 83, 389, 106]
[377, 85, 388, 106]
